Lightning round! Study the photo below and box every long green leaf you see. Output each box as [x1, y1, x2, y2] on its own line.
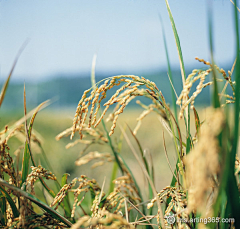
[21, 100, 52, 188]
[164, 0, 192, 155]
[0, 196, 6, 226]
[0, 73, 12, 108]
[109, 129, 125, 194]
[193, 107, 200, 137]
[127, 125, 150, 174]
[120, 127, 163, 225]
[114, 148, 144, 204]
[227, 0, 240, 226]
[0, 178, 72, 227]
[101, 119, 124, 174]
[210, 2, 240, 228]
[61, 173, 72, 220]
[232, 0, 240, 188]
[21, 84, 30, 187]
[109, 162, 118, 194]
[20, 99, 57, 203]
[164, 0, 186, 83]
[159, 14, 178, 122]
[0, 40, 28, 108]
[127, 125, 153, 191]
[0, 186, 19, 218]
[208, 6, 220, 109]
[126, 125, 153, 223]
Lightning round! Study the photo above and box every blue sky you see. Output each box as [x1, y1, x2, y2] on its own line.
[0, 0, 236, 81]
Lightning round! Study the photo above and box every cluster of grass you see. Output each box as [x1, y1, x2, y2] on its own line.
[1, 0, 240, 228]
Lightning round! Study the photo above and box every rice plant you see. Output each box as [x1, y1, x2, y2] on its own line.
[0, 0, 240, 228]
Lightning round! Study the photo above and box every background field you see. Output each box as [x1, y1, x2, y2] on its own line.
[0, 104, 208, 199]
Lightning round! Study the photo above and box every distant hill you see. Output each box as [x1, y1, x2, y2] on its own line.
[0, 68, 219, 111]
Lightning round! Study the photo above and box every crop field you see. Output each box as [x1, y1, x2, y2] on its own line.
[1, 0, 240, 228]
[1, 108, 207, 192]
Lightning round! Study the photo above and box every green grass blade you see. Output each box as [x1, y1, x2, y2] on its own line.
[109, 162, 118, 194]
[127, 126, 153, 222]
[208, 7, 220, 109]
[0, 185, 19, 218]
[101, 119, 143, 207]
[232, 0, 240, 177]
[61, 173, 72, 220]
[164, 104, 183, 160]
[109, 129, 125, 194]
[0, 196, 6, 226]
[227, 0, 240, 225]
[114, 151, 144, 204]
[159, 14, 178, 122]
[164, 0, 186, 83]
[38, 176, 56, 198]
[0, 72, 12, 108]
[21, 99, 51, 186]
[21, 84, 30, 187]
[166, 160, 180, 209]
[101, 119, 124, 174]
[219, 193, 227, 229]
[127, 125, 153, 203]
[186, 107, 191, 153]
[39, 145, 55, 176]
[209, 2, 240, 227]
[127, 125, 150, 174]
[38, 144, 62, 193]
[101, 122, 146, 207]
[0, 178, 72, 227]
[192, 107, 200, 136]
[164, 0, 191, 155]
[120, 127, 164, 223]
[0, 40, 28, 108]
[102, 119, 143, 204]
[21, 99, 57, 200]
